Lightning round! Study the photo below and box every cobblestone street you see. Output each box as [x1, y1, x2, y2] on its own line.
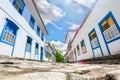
[0, 55, 120, 80]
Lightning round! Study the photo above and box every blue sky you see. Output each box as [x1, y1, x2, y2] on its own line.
[36, 0, 98, 43]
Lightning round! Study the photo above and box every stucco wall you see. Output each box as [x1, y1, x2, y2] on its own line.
[69, 0, 120, 61]
[0, 0, 46, 61]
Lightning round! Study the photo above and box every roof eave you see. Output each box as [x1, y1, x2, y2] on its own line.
[25, 0, 48, 35]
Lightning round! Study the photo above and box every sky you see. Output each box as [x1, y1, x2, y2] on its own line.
[36, 0, 98, 54]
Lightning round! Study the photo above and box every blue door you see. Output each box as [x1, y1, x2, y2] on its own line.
[40, 47, 43, 61]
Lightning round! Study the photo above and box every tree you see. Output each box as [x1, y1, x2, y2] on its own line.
[55, 49, 64, 62]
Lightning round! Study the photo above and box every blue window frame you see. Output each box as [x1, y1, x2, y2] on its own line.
[41, 32, 44, 41]
[35, 43, 39, 55]
[99, 11, 120, 43]
[29, 15, 35, 29]
[88, 29, 104, 58]
[37, 26, 40, 36]
[80, 40, 87, 53]
[25, 36, 32, 52]
[46, 51, 48, 58]
[13, 0, 25, 15]
[89, 30, 99, 49]
[98, 11, 120, 55]
[40, 47, 43, 61]
[0, 18, 19, 46]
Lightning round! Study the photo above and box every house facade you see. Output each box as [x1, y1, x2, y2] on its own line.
[0, 0, 48, 61]
[65, 30, 77, 62]
[65, 0, 120, 62]
[45, 42, 56, 62]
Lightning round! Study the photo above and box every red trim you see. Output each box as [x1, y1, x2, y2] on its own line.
[65, 30, 78, 43]
[70, 12, 91, 45]
[65, 12, 91, 58]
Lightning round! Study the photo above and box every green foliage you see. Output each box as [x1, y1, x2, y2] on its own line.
[55, 49, 64, 62]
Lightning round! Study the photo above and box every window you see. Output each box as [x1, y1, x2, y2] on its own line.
[35, 43, 39, 55]
[81, 40, 87, 53]
[100, 16, 119, 42]
[46, 52, 51, 60]
[46, 51, 48, 58]
[41, 32, 44, 41]
[72, 51, 74, 60]
[77, 45, 80, 56]
[89, 31, 99, 48]
[74, 48, 77, 60]
[36, 26, 40, 36]
[29, 15, 35, 29]
[1, 19, 19, 45]
[41, 47, 43, 52]
[40, 47, 43, 60]
[74, 49, 76, 56]
[48, 53, 51, 60]
[72, 51, 75, 61]
[25, 36, 32, 52]
[13, 0, 25, 14]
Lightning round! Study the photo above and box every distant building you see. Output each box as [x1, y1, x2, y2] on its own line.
[65, 30, 77, 44]
[65, 30, 77, 62]
[0, 0, 48, 61]
[45, 42, 56, 62]
[65, 0, 120, 62]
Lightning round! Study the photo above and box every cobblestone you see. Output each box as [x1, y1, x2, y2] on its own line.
[0, 55, 120, 80]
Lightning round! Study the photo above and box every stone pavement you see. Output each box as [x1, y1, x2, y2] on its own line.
[0, 55, 120, 80]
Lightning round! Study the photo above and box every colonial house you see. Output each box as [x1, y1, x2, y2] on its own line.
[65, 30, 77, 62]
[45, 42, 56, 62]
[65, 0, 120, 62]
[0, 0, 48, 61]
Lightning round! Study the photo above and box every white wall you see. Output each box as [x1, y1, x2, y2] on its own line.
[0, 0, 45, 61]
[69, 0, 120, 61]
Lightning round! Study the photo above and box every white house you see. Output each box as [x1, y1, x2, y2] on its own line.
[65, 30, 77, 62]
[65, 0, 120, 62]
[0, 0, 48, 61]
[45, 42, 56, 62]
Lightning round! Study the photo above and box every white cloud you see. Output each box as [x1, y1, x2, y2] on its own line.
[63, 0, 73, 5]
[35, 0, 97, 30]
[74, 0, 96, 8]
[36, 0, 65, 25]
[70, 0, 97, 14]
[66, 21, 80, 30]
[50, 41, 67, 55]
[50, 22, 63, 30]
[74, 0, 95, 8]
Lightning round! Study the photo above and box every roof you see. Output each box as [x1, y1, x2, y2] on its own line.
[25, 0, 48, 35]
[65, 30, 78, 43]
[45, 42, 56, 56]
[70, 11, 92, 45]
[70, 1, 99, 45]
[64, 11, 92, 58]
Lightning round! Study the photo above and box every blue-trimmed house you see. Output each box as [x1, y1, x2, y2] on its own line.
[65, 0, 120, 62]
[44, 42, 56, 62]
[0, 0, 48, 61]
